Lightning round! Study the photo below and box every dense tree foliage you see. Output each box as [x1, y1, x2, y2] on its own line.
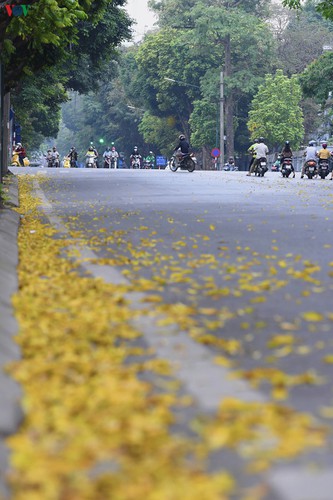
[11, 0, 333, 160]
[283, 0, 333, 22]
[247, 70, 304, 149]
[1, 0, 132, 149]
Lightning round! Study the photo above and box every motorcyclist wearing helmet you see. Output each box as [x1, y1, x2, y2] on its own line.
[301, 140, 317, 178]
[104, 146, 119, 168]
[315, 142, 333, 179]
[51, 146, 60, 167]
[68, 146, 78, 168]
[130, 146, 142, 168]
[247, 138, 259, 172]
[317, 142, 332, 160]
[247, 137, 268, 175]
[85, 146, 97, 168]
[280, 141, 295, 178]
[145, 151, 156, 169]
[174, 134, 190, 164]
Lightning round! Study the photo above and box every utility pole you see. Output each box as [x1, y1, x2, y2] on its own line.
[0, 61, 5, 183]
[219, 69, 224, 170]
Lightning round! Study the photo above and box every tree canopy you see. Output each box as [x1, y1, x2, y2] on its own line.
[247, 69, 304, 149]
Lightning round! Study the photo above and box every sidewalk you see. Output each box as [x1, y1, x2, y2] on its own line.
[0, 174, 23, 498]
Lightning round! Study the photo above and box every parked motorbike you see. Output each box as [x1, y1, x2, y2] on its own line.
[86, 154, 97, 168]
[281, 158, 293, 178]
[304, 159, 317, 179]
[254, 157, 268, 177]
[169, 152, 196, 173]
[317, 159, 330, 179]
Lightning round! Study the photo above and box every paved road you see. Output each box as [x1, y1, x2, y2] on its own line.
[6, 167, 333, 499]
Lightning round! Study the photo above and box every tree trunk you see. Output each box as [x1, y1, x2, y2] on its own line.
[224, 34, 234, 160]
[2, 92, 10, 178]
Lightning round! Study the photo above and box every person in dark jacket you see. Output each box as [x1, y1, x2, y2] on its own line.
[280, 140, 295, 178]
[174, 134, 190, 164]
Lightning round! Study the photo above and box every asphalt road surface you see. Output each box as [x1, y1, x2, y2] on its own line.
[11, 167, 333, 500]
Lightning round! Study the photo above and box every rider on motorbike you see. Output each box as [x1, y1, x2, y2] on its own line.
[280, 141, 295, 178]
[174, 134, 190, 164]
[130, 146, 142, 168]
[15, 143, 26, 166]
[301, 140, 317, 178]
[85, 146, 97, 168]
[145, 151, 156, 169]
[315, 143, 332, 179]
[51, 146, 60, 167]
[68, 146, 78, 168]
[110, 146, 119, 167]
[247, 138, 259, 173]
[247, 137, 268, 176]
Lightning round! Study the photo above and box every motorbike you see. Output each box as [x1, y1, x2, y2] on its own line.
[254, 157, 268, 177]
[169, 152, 196, 173]
[281, 158, 294, 178]
[110, 156, 118, 169]
[11, 152, 20, 166]
[63, 156, 70, 168]
[304, 159, 317, 179]
[86, 154, 97, 168]
[131, 154, 141, 169]
[47, 154, 60, 168]
[317, 159, 330, 179]
[143, 159, 154, 169]
[104, 156, 111, 169]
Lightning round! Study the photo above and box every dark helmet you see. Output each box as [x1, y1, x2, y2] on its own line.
[285, 141, 290, 145]
[71, 146, 75, 150]
[52, 146, 56, 150]
[322, 142, 328, 148]
[179, 134, 185, 140]
[134, 146, 138, 150]
[309, 140, 316, 146]
[259, 137, 264, 142]
[89, 146, 94, 151]
[254, 138, 259, 143]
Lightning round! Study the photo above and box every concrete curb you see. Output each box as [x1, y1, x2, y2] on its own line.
[0, 174, 23, 498]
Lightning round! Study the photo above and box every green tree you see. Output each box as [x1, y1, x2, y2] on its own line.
[247, 69, 304, 149]
[138, 0, 277, 159]
[283, 0, 333, 22]
[1, 0, 131, 91]
[2, 0, 132, 151]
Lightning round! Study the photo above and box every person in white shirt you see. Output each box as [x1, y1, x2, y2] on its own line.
[247, 137, 269, 175]
[301, 140, 317, 178]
